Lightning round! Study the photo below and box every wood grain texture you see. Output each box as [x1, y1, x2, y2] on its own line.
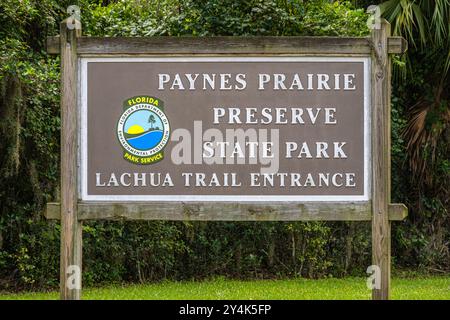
[371, 20, 392, 300]
[387, 36, 408, 55]
[45, 202, 407, 221]
[46, 36, 407, 55]
[59, 20, 82, 300]
[387, 203, 408, 221]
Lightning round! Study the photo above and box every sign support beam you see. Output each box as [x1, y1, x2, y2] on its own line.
[371, 19, 392, 300]
[46, 36, 407, 55]
[45, 202, 407, 222]
[59, 19, 82, 300]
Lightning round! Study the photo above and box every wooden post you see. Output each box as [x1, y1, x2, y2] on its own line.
[60, 19, 82, 300]
[371, 19, 391, 300]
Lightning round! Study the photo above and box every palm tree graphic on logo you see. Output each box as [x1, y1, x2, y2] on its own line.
[148, 114, 156, 130]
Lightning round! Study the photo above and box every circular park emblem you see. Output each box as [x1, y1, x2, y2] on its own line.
[117, 96, 170, 164]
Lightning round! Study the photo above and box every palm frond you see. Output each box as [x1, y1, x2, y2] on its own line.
[382, 1, 450, 185]
[430, 0, 450, 46]
[380, 0, 428, 48]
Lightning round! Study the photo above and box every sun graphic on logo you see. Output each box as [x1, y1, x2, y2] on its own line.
[127, 124, 145, 135]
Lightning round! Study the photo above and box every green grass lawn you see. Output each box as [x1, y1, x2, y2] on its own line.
[1, 276, 449, 300]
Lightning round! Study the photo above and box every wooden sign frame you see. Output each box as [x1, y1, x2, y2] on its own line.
[46, 19, 407, 300]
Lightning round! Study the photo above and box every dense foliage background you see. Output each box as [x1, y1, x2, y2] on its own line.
[0, 0, 448, 291]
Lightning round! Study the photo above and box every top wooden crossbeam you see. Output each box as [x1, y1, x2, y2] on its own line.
[47, 36, 407, 55]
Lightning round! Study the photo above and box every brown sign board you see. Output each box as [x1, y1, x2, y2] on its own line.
[80, 57, 370, 202]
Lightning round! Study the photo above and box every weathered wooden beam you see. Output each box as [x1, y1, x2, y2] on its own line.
[86, 201, 373, 221]
[371, 19, 392, 300]
[387, 203, 408, 221]
[46, 36, 407, 55]
[387, 36, 408, 54]
[47, 36, 59, 54]
[59, 19, 82, 301]
[45, 202, 61, 220]
[45, 202, 407, 221]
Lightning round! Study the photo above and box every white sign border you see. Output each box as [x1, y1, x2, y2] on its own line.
[79, 57, 371, 202]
